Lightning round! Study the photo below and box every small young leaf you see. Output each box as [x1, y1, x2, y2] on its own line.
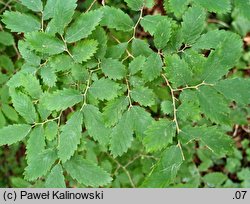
[44, 121, 58, 141]
[101, 58, 126, 80]
[128, 55, 146, 75]
[125, 0, 144, 11]
[154, 19, 172, 49]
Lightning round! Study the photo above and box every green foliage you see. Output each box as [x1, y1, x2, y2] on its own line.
[0, 0, 249, 188]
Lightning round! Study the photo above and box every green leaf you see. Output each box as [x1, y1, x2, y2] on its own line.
[110, 110, 134, 157]
[181, 6, 206, 44]
[10, 90, 38, 124]
[0, 111, 6, 128]
[18, 41, 41, 66]
[143, 119, 175, 152]
[20, 0, 43, 12]
[125, 0, 144, 11]
[0, 55, 14, 72]
[234, 0, 250, 20]
[101, 6, 134, 31]
[103, 96, 129, 127]
[129, 55, 146, 75]
[132, 39, 152, 57]
[142, 53, 163, 81]
[105, 42, 128, 59]
[164, 0, 190, 17]
[48, 54, 74, 72]
[45, 164, 66, 188]
[142, 145, 183, 187]
[101, 58, 126, 80]
[0, 31, 14, 46]
[89, 78, 121, 101]
[1, 104, 19, 122]
[7, 73, 43, 99]
[65, 9, 103, 43]
[72, 39, 98, 63]
[201, 32, 242, 83]
[0, 124, 31, 146]
[90, 27, 107, 59]
[40, 65, 57, 87]
[131, 86, 155, 106]
[2, 11, 40, 33]
[203, 172, 227, 187]
[154, 19, 172, 49]
[140, 15, 168, 35]
[24, 149, 58, 181]
[83, 105, 111, 146]
[41, 89, 82, 111]
[44, 121, 58, 141]
[26, 125, 45, 163]
[161, 100, 173, 115]
[193, 0, 231, 14]
[198, 86, 230, 124]
[165, 54, 193, 88]
[46, 0, 77, 35]
[179, 126, 234, 155]
[129, 106, 153, 138]
[43, 0, 55, 20]
[64, 155, 112, 187]
[58, 111, 83, 163]
[26, 32, 65, 55]
[215, 78, 250, 105]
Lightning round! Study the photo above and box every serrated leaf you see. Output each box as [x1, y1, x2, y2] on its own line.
[154, 19, 172, 49]
[40, 65, 57, 87]
[143, 119, 175, 152]
[43, 0, 55, 20]
[90, 27, 107, 59]
[142, 53, 163, 81]
[1, 104, 19, 122]
[0, 124, 31, 146]
[48, 54, 74, 72]
[110, 110, 134, 157]
[0, 31, 14, 46]
[46, 0, 77, 35]
[179, 126, 234, 155]
[131, 86, 155, 106]
[129, 55, 146, 75]
[64, 155, 112, 187]
[141, 15, 168, 35]
[215, 78, 250, 105]
[65, 9, 103, 43]
[26, 125, 45, 163]
[101, 6, 134, 31]
[103, 96, 129, 127]
[10, 90, 38, 124]
[44, 121, 58, 141]
[58, 111, 83, 163]
[72, 39, 98, 63]
[181, 6, 206, 44]
[0, 55, 14, 72]
[105, 42, 128, 59]
[20, 0, 43, 12]
[18, 41, 41, 66]
[101, 58, 126, 80]
[45, 164, 66, 188]
[198, 86, 230, 124]
[130, 106, 153, 138]
[165, 54, 193, 88]
[41, 89, 82, 111]
[24, 149, 57, 181]
[142, 145, 183, 187]
[164, 0, 190, 17]
[234, 0, 250, 20]
[193, 0, 231, 14]
[26, 32, 65, 55]
[132, 39, 152, 57]
[83, 105, 110, 146]
[125, 0, 144, 11]
[7, 72, 43, 99]
[89, 78, 121, 101]
[161, 100, 173, 115]
[203, 172, 227, 187]
[2, 11, 40, 33]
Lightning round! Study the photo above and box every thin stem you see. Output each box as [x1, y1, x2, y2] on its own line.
[177, 140, 185, 161]
[86, 0, 97, 13]
[127, 6, 144, 43]
[60, 35, 74, 60]
[162, 74, 181, 134]
[173, 81, 214, 92]
[41, 11, 44, 32]
[125, 77, 133, 109]
[0, 0, 12, 13]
